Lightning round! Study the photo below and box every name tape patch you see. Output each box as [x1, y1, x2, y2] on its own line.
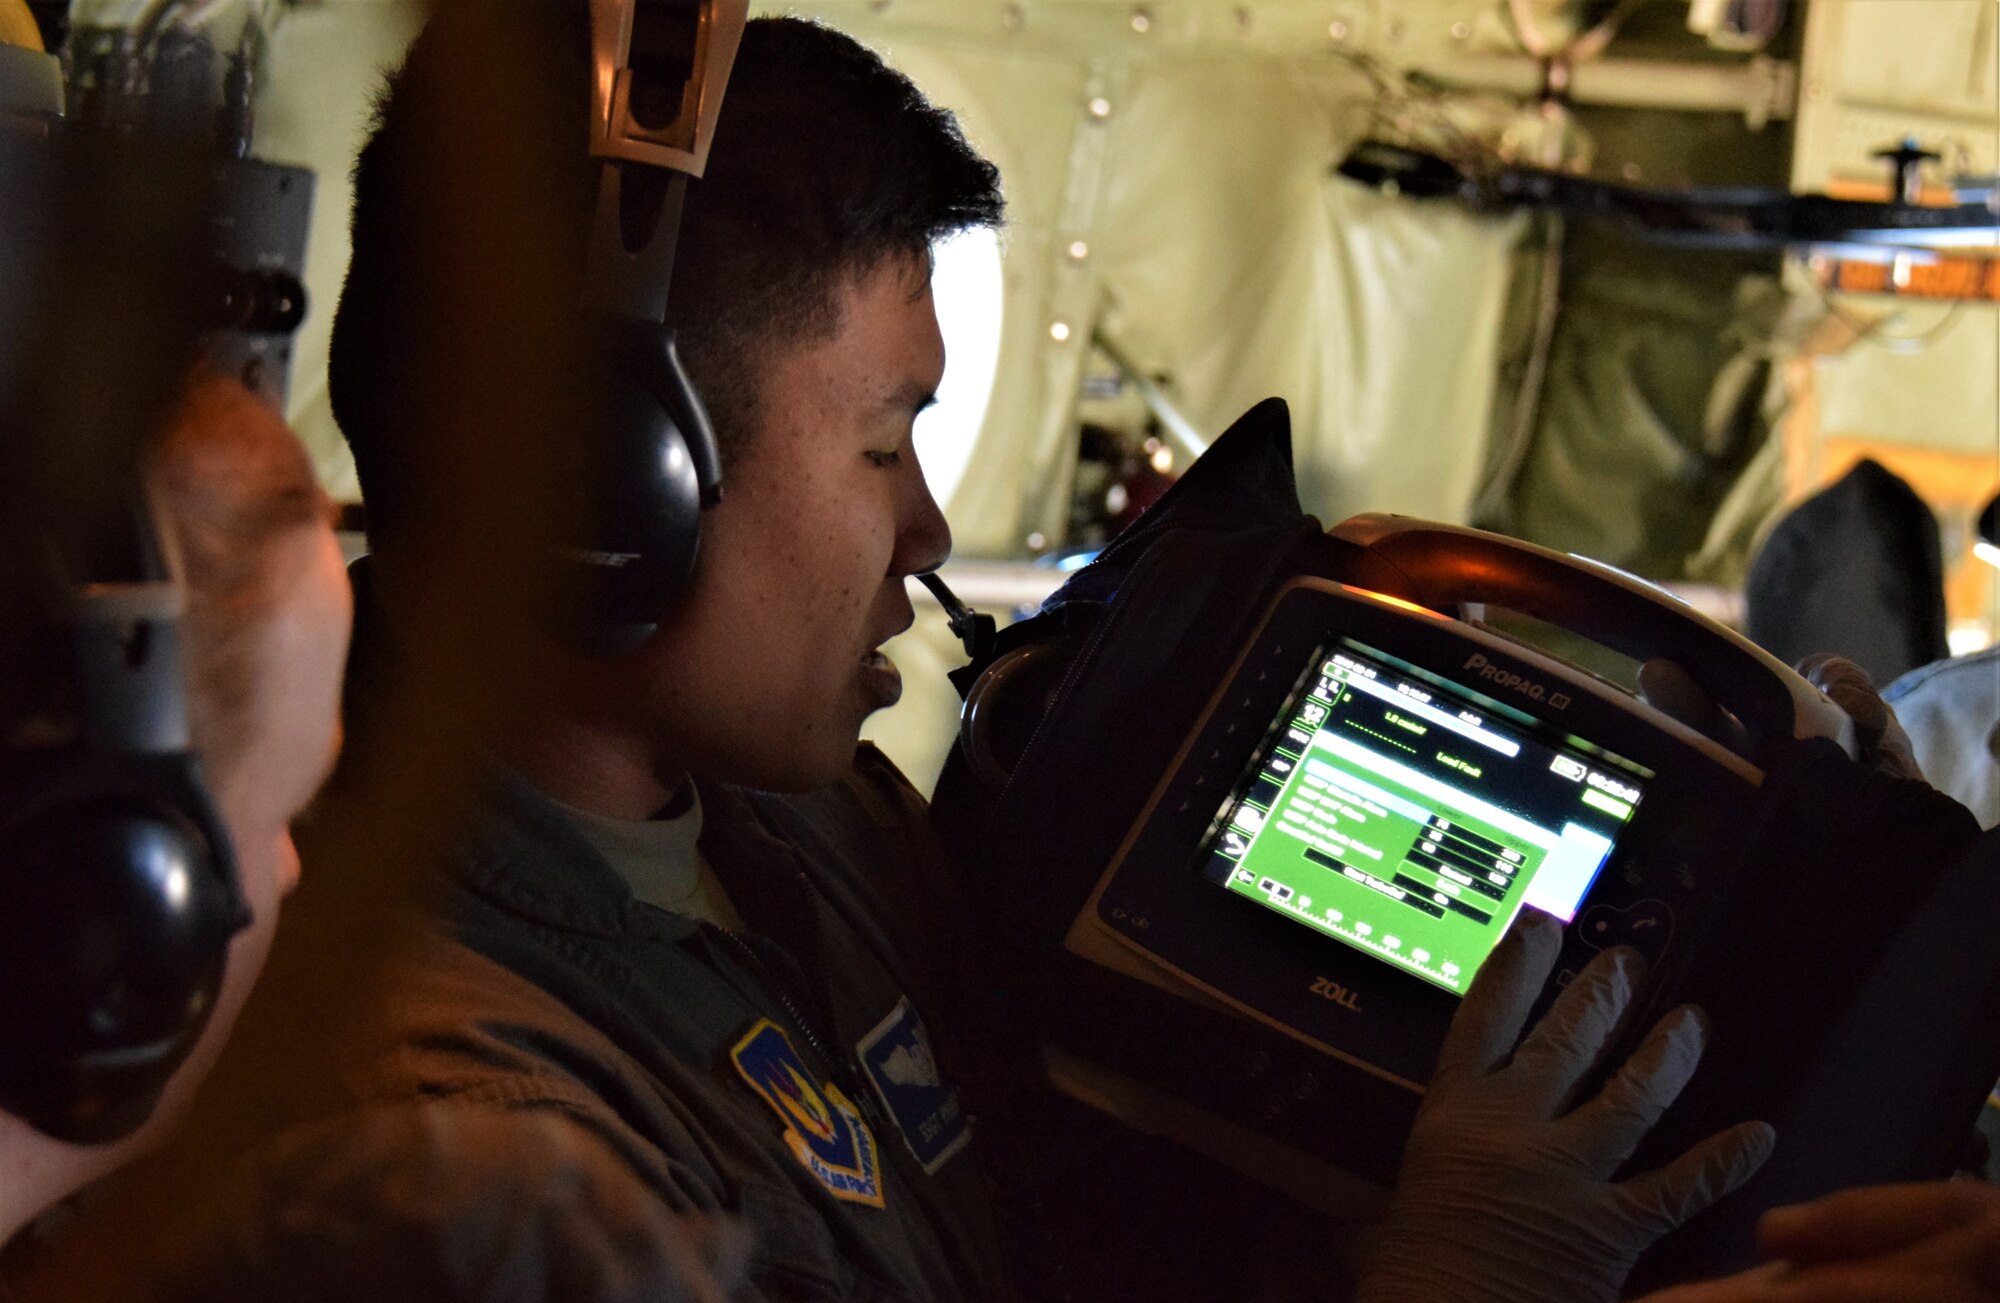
[731, 1019, 884, 1207]
[856, 999, 971, 1175]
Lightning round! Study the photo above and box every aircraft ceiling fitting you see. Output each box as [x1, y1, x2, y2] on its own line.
[793, 0, 1798, 128]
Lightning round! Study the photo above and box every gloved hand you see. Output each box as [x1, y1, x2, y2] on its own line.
[1353, 913, 1776, 1303]
[1791, 653, 1922, 782]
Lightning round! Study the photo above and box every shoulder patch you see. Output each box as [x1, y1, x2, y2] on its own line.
[731, 1019, 885, 1207]
[856, 999, 972, 1175]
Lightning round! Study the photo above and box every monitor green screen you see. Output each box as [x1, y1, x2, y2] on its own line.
[1198, 640, 1648, 994]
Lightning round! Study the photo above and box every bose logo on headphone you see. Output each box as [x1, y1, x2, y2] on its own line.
[1462, 652, 1572, 711]
[565, 548, 642, 568]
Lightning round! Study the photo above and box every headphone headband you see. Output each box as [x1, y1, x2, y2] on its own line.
[561, 0, 743, 651]
[588, 0, 747, 176]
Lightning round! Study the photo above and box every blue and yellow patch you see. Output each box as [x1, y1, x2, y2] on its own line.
[731, 1019, 884, 1207]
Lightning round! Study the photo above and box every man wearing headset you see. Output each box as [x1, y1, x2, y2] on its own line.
[287, 15, 1012, 1297]
[80, 7, 1996, 1303]
[0, 374, 350, 1251]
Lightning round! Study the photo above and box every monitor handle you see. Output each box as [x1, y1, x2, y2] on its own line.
[1330, 515, 1856, 760]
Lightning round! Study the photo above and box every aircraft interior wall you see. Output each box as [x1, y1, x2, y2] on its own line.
[56, 0, 1995, 793]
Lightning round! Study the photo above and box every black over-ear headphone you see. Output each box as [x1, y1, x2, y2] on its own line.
[0, 502, 249, 1145]
[0, 129, 249, 1146]
[565, 0, 746, 654]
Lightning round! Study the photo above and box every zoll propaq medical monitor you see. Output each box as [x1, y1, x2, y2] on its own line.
[1053, 516, 1853, 1182]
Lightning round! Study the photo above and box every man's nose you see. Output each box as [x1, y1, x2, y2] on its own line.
[893, 470, 953, 578]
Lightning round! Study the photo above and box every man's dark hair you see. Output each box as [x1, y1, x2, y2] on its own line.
[329, 11, 1004, 550]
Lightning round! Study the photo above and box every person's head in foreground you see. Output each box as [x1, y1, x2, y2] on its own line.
[0, 375, 349, 1243]
[330, 13, 1005, 810]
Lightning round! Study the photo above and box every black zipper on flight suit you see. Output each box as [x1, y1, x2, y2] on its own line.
[706, 922, 844, 1086]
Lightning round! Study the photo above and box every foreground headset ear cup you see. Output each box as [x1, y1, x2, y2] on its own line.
[0, 774, 241, 1144]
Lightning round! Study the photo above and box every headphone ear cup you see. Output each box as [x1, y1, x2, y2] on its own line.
[561, 327, 717, 653]
[0, 790, 237, 1144]
[589, 352, 704, 619]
